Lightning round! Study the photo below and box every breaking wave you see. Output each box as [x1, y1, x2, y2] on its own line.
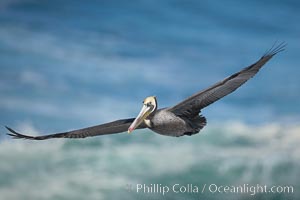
[0, 121, 299, 200]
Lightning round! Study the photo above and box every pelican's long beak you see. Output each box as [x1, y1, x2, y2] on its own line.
[128, 105, 150, 133]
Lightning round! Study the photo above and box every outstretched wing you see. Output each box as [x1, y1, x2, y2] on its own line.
[169, 42, 286, 117]
[6, 118, 147, 140]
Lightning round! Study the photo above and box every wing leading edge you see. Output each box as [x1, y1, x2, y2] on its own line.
[170, 42, 286, 117]
[6, 118, 147, 140]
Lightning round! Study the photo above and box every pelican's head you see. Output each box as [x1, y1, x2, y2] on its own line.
[128, 96, 157, 133]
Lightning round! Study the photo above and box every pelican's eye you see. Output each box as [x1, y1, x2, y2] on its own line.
[146, 102, 152, 107]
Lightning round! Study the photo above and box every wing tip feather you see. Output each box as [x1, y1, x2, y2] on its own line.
[263, 41, 287, 58]
[5, 126, 37, 140]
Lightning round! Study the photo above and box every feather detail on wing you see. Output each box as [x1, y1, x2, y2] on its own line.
[6, 118, 147, 140]
[169, 42, 286, 117]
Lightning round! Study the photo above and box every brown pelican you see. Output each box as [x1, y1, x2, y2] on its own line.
[6, 43, 285, 140]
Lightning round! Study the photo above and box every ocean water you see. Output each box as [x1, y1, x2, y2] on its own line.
[0, 0, 299, 199]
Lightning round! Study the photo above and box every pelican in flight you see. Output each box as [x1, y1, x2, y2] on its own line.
[6, 43, 285, 140]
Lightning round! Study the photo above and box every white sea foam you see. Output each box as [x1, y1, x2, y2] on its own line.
[0, 121, 299, 199]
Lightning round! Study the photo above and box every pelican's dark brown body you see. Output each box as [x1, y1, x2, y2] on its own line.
[146, 109, 206, 137]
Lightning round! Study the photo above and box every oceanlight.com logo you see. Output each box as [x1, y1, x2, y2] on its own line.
[125, 183, 294, 196]
[207, 184, 293, 195]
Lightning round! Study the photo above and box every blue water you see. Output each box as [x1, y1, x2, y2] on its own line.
[0, 0, 299, 199]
